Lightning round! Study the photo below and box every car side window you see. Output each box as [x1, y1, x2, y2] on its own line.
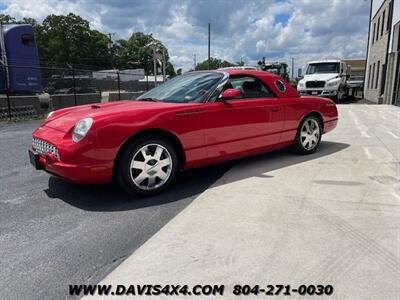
[227, 76, 275, 99]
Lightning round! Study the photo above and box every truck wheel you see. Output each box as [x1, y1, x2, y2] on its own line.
[337, 85, 346, 102]
[332, 88, 344, 103]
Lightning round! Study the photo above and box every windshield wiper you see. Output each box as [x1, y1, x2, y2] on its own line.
[137, 97, 161, 102]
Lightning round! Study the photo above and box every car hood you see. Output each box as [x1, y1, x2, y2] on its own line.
[303, 73, 339, 82]
[43, 100, 177, 132]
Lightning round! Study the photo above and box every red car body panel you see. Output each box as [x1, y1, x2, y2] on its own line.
[31, 70, 338, 184]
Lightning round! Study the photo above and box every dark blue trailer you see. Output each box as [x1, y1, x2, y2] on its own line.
[0, 24, 42, 93]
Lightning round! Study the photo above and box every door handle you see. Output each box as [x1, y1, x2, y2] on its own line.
[175, 109, 204, 115]
[271, 107, 281, 112]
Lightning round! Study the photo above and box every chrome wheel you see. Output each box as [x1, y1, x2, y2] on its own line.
[300, 118, 320, 150]
[130, 143, 173, 191]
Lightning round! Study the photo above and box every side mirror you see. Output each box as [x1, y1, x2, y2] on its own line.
[220, 88, 242, 100]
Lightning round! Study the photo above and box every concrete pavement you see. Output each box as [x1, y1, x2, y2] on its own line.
[90, 105, 400, 299]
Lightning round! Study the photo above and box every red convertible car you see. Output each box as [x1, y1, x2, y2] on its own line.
[30, 70, 338, 195]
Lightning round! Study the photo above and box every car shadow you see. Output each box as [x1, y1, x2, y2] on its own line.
[45, 141, 349, 212]
[44, 160, 236, 212]
[211, 140, 350, 187]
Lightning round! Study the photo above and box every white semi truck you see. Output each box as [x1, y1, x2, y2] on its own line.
[297, 60, 351, 102]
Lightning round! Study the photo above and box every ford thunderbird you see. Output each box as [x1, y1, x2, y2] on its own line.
[29, 70, 338, 195]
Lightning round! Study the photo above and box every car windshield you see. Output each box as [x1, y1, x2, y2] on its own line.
[137, 72, 224, 103]
[306, 63, 339, 74]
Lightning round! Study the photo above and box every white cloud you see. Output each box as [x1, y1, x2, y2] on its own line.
[0, 0, 370, 72]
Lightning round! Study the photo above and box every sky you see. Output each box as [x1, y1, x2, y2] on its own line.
[0, 0, 371, 72]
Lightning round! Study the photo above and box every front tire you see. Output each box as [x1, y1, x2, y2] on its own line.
[292, 116, 322, 154]
[116, 135, 179, 196]
[331, 85, 345, 103]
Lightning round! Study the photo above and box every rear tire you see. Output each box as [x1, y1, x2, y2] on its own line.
[116, 135, 179, 196]
[292, 116, 322, 154]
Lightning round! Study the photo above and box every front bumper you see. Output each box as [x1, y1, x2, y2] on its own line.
[298, 88, 338, 97]
[30, 151, 113, 183]
[30, 126, 113, 184]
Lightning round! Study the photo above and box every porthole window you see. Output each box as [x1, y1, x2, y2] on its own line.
[275, 80, 286, 93]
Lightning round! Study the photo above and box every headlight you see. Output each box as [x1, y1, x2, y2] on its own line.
[297, 81, 305, 88]
[72, 118, 93, 142]
[327, 79, 340, 87]
[47, 111, 54, 119]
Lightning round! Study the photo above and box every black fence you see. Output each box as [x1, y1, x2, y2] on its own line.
[0, 65, 158, 121]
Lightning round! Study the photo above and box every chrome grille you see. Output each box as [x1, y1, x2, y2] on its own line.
[32, 138, 59, 160]
[306, 81, 325, 88]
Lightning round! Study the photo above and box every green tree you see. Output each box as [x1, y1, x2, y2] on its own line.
[0, 14, 16, 24]
[38, 13, 110, 69]
[195, 57, 233, 70]
[114, 32, 175, 76]
[0, 13, 176, 73]
[166, 61, 175, 76]
[20, 17, 38, 26]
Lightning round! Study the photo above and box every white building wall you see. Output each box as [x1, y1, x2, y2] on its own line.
[365, 0, 392, 103]
[389, 0, 400, 51]
[365, 0, 400, 103]
[371, 0, 400, 51]
[372, 0, 385, 16]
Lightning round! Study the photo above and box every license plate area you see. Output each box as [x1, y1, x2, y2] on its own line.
[29, 149, 43, 170]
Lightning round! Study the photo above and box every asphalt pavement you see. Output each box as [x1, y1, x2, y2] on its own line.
[0, 120, 234, 300]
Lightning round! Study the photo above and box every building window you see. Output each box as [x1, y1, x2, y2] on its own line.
[375, 61, 380, 89]
[380, 64, 386, 96]
[372, 63, 376, 89]
[387, 1, 393, 31]
[368, 65, 372, 89]
[372, 23, 376, 44]
[376, 17, 380, 41]
[381, 10, 385, 36]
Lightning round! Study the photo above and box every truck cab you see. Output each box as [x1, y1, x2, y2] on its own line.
[0, 24, 42, 93]
[297, 60, 350, 102]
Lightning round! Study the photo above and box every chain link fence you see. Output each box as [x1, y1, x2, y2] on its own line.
[0, 65, 157, 121]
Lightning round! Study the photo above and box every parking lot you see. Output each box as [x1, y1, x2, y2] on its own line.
[0, 121, 233, 299]
[91, 104, 400, 299]
[1, 104, 399, 299]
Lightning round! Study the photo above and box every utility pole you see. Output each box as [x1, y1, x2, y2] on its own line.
[193, 54, 197, 70]
[153, 45, 157, 87]
[108, 33, 115, 69]
[162, 48, 166, 82]
[291, 57, 294, 80]
[208, 22, 211, 70]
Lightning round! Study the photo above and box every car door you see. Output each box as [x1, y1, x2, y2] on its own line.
[202, 75, 284, 161]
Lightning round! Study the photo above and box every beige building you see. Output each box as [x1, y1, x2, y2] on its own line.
[365, 0, 400, 105]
